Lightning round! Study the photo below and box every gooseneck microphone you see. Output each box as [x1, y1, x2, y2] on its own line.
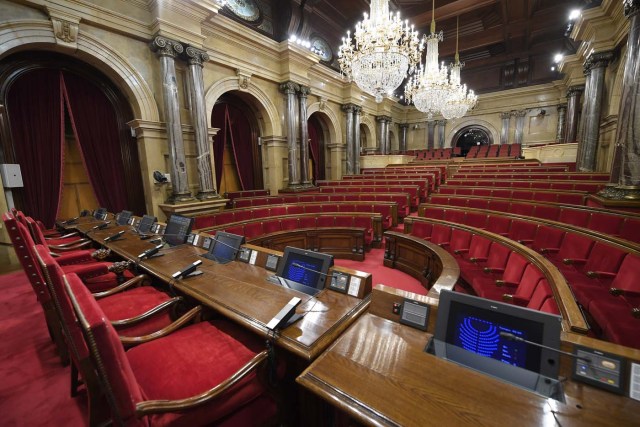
[138, 244, 165, 260]
[499, 332, 592, 363]
[104, 230, 125, 242]
[62, 216, 79, 225]
[171, 260, 203, 279]
[291, 262, 331, 276]
[92, 221, 111, 230]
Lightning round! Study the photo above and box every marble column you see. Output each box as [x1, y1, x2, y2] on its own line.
[579, 51, 613, 172]
[555, 104, 567, 143]
[576, 63, 593, 169]
[383, 117, 392, 154]
[513, 110, 527, 146]
[354, 106, 362, 174]
[427, 121, 436, 150]
[150, 36, 193, 203]
[603, 0, 640, 199]
[399, 124, 409, 153]
[499, 112, 511, 145]
[437, 120, 446, 148]
[184, 46, 218, 200]
[343, 104, 355, 175]
[376, 116, 384, 154]
[565, 86, 584, 143]
[279, 81, 301, 188]
[298, 85, 312, 185]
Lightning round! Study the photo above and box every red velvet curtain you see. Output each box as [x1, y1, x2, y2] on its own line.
[61, 72, 128, 213]
[211, 103, 256, 190]
[7, 69, 64, 228]
[308, 121, 320, 182]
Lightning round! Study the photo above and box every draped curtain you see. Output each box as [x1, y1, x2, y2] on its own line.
[308, 121, 320, 182]
[211, 103, 256, 190]
[61, 72, 128, 213]
[7, 69, 64, 228]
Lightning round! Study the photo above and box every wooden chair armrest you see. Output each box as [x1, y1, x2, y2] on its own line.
[46, 232, 79, 240]
[111, 296, 183, 326]
[119, 306, 202, 346]
[48, 239, 90, 249]
[562, 258, 587, 265]
[453, 248, 469, 255]
[539, 247, 559, 254]
[495, 280, 518, 288]
[92, 274, 150, 299]
[49, 241, 93, 251]
[135, 349, 268, 416]
[586, 271, 616, 279]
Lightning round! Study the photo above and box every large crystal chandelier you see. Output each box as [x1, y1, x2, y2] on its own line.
[404, 0, 451, 117]
[338, 0, 424, 103]
[441, 18, 477, 119]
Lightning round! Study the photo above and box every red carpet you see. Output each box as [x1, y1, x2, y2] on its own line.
[0, 270, 86, 427]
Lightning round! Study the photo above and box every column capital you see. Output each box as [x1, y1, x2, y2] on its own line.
[184, 45, 209, 66]
[427, 121, 436, 128]
[585, 51, 614, 72]
[624, 0, 640, 17]
[557, 104, 567, 111]
[150, 35, 183, 58]
[567, 85, 584, 98]
[500, 112, 511, 119]
[512, 110, 527, 117]
[353, 105, 362, 114]
[279, 81, 300, 94]
[398, 123, 409, 129]
[376, 115, 392, 123]
[298, 85, 311, 98]
[342, 103, 357, 113]
[437, 120, 446, 126]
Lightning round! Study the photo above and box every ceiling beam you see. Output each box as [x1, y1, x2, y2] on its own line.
[438, 24, 526, 56]
[412, 0, 500, 27]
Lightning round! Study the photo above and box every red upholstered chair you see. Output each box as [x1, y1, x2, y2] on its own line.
[243, 222, 264, 240]
[620, 218, 640, 243]
[459, 241, 510, 285]
[474, 252, 530, 298]
[422, 206, 445, 220]
[64, 273, 278, 427]
[234, 210, 252, 222]
[298, 216, 317, 229]
[507, 219, 538, 246]
[501, 264, 545, 306]
[510, 203, 535, 217]
[540, 297, 560, 315]
[467, 199, 489, 209]
[543, 232, 595, 269]
[443, 209, 465, 224]
[446, 229, 472, 256]
[463, 212, 488, 229]
[216, 211, 235, 225]
[558, 208, 591, 227]
[25, 215, 93, 253]
[262, 219, 282, 235]
[533, 205, 560, 221]
[430, 224, 451, 247]
[526, 279, 554, 311]
[224, 225, 245, 235]
[486, 215, 511, 236]
[531, 226, 566, 254]
[587, 213, 624, 236]
[410, 221, 433, 239]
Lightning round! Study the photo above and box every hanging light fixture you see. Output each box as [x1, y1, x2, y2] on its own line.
[338, 0, 424, 103]
[404, 0, 451, 118]
[441, 17, 478, 119]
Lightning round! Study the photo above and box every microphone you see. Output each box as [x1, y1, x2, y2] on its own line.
[266, 297, 302, 330]
[104, 230, 125, 242]
[62, 216, 79, 225]
[212, 236, 237, 251]
[499, 332, 592, 363]
[291, 262, 331, 276]
[138, 244, 164, 260]
[171, 259, 203, 279]
[92, 221, 111, 230]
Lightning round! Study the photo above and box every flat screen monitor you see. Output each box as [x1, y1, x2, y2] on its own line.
[203, 231, 245, 264]
[94, 207, 107, 220]
[163, 214, 194, 247]
[433, 290, 563, 381]
[137, 215, 157, 234]
[116, 210, 133, 226]
[276, 247, 334, 292]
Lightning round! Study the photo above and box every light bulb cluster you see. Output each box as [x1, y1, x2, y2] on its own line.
[289, 35, 312, 49]
[338, 0, 424, 103]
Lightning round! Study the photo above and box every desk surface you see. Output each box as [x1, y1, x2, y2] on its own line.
[297, 313, 640, 426]
[76, 223, 370, 361]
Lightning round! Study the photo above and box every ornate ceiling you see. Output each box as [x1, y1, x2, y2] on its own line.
[219, 0, 602, 95]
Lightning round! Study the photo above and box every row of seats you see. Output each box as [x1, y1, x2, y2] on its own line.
[426, 197, 640, 243]
[466, 144, 521, 158]
[413, 208, 640, 349]
[397, 219, 561, 316]
[444, 179, 604, 192]
[409, 148, 460, 159]
[317, 179, 430, 200]
[455, 160, 542, 169]
[5, 210, 278, 426]
[200, 213, 382, 246]
[192, 201, 398, 230]
[363, 165, 447, 179]
[232, 193, 411, 217]
[437, 186, 586, 205]
[317, 185, 421, 207]
[451, 172, 610, 181]
[223, 189, 270, 207]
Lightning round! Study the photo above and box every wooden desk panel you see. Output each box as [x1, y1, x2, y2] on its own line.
[298, 314, 640, 426]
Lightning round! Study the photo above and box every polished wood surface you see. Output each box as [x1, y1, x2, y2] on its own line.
[250, 228, 366, 260]
[71, 222, 371, 360]
[298, 311, 640, 427]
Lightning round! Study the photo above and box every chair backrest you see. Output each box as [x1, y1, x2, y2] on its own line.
[610, 253, 640, 293]
[65, 273, 144, 425]
[24, 216, 49, 247]
[502, 252, 529, 284]
[468, 235, 492, 259]
[583, 242, 626, 275]
[35, 247, 91, 363]
[513, 264, 545, 301]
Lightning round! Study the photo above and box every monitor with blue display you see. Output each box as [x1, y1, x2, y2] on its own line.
[203, 231, 245, 264]
[431, 290, 564, 400]
[276, 247, 334, 292]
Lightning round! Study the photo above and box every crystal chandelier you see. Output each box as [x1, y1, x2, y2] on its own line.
[404, 0, 451, 117]
[338, 0, 424, 103]
[441, 18, 477, 119]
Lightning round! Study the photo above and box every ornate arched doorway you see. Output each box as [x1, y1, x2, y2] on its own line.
[211, 93, 263, 195]
[452, 125, 493, 156]
[0, 51, 145, 226]
[308, 113, 329, 182]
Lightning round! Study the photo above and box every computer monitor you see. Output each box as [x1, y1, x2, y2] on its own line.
[137, 214, 157, 234]
[116, 210, 133, 226]
[203, 231, 245, 264]
[276, 247, 334, 292]
[93, 207, 107, 220]
[432, 290, 563, 383]
[163, 214, 194, 247]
